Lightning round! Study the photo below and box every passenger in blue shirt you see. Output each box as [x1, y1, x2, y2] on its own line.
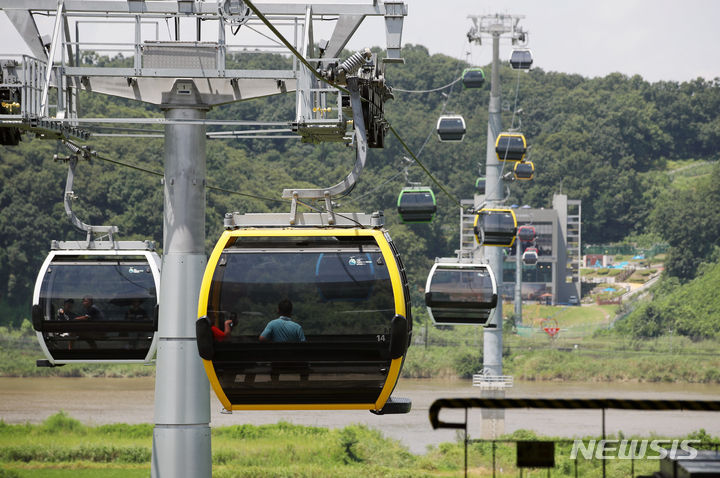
[259, 299, 305, 343]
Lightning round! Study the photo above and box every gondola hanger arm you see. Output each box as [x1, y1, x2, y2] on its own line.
[56, 141, 118, 245]
[281, 76, 369, 224]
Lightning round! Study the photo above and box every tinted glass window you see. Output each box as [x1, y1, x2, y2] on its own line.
[37, 259, 157, 359]
[208, 243, 395, 338]
[399, 191, 434, 209]
[428, 268, 494, 303]
[440, 119, 464, 130]
[498, 136, 524, 150]
[39, 260, 156, 321]
[483, 213, 514, 233]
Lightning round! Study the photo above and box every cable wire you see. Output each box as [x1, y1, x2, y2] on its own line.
[344, 169, 405, 204]
[493, 66, 526, 201]
[295, 198, 365, 228]
[347, 41, 470, 207]
[90, 150, 286, 204]
[242, 0, 350, 96]
[393, 76, 463, 93]
[244, 0, 465, 209]
[388, 124, 462, 208]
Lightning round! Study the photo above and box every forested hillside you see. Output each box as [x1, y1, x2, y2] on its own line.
[1, 44, 719, 328]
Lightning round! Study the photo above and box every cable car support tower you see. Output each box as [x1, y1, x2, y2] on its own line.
[0, 1, 407, 476]
[466, 13, 528, 436]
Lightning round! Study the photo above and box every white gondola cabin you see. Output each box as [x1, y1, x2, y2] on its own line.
[32, 244, 160, 365]
[436, 115, 466, 142]
[522, 247, 539, 265]
[424, 262, 498, 326]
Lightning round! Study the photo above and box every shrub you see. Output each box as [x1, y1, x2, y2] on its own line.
[452, 351, 481, 379]
[41, 411, 85, 435]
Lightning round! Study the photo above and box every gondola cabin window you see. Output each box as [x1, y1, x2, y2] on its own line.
[424, 263, 498, 326]
[33, 252, 159, 363]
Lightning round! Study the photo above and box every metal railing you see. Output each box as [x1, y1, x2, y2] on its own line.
[429, 397, 720, 478]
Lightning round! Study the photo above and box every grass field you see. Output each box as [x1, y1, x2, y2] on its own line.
[2, 413, 717, 477]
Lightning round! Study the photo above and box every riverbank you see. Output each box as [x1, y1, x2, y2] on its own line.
[4, 376, 720, 457]
[4, 317, 720, 384]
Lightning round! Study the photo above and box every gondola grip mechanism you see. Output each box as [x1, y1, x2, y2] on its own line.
[371, 210, 384, 228]
[224, 212, 236, 230]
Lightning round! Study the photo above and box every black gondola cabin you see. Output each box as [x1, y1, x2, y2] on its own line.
[425, 263, 498, 325]
[196, 228, 412, 413]
[436, 115, 466, 142]
[462, 68, 486, 88]
[397, 187, 436, 223]
[32, 248, 160, 364]
[475, 177, 486, 195]
[514, 161, 534, 180]
[510, 49, 533, 70]
[495, 132, 527, 162]
[474, 208, 518, 247]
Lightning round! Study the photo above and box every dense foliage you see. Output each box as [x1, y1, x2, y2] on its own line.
[616, 258, 720, 340]
[649, 163, 720, 280]
[1, 44, 719, 331]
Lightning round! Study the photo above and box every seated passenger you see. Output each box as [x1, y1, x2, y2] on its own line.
[125, 300, 149, 321]
[76, 296, 105, 321]
[259, 299, 305, 343]
[56, 298, 78, 320]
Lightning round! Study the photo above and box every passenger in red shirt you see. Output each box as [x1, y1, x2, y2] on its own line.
[212, 319, 234, 341]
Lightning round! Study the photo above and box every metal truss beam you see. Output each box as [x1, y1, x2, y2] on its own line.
[0, 1, 401, 16]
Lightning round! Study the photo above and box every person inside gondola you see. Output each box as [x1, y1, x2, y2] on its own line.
[124, 300, 150, 349]
[67, 296, 104, 350]
[76, 296, 105, 321]
[259, 299, 305, 343]
[211, 318, 234, 342]
[56, 298, 77, 320]
[125, 299, 148, 321]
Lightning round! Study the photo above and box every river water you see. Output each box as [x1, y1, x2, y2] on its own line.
[2, 377, 719, 454]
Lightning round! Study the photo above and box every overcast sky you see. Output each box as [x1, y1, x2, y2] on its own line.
[332, 0, 720, 82]
[1, 0, 718, 83]
[342, 0, 720, 83]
